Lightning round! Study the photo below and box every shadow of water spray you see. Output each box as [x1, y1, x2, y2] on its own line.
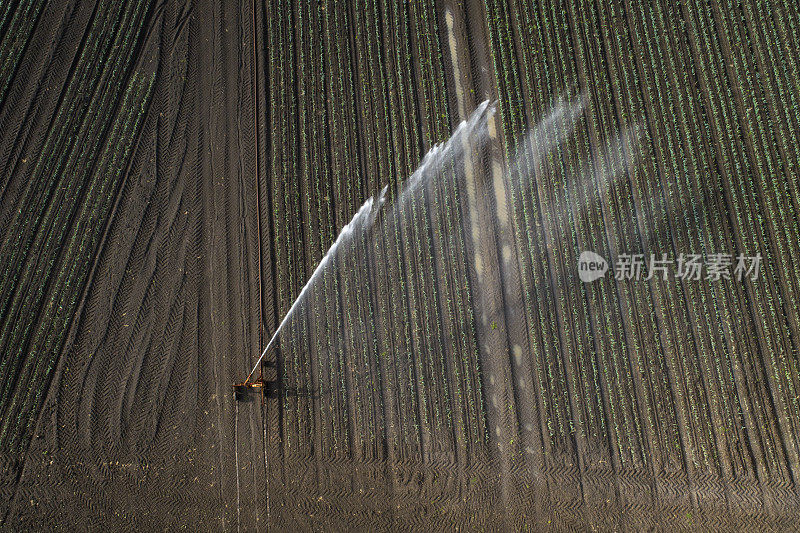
[245, 100, 496, 381]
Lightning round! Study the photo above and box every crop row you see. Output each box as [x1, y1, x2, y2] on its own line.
[263, 0, 489, 463]
[0, 0, 154, 453]
[479, 0, 800, 487]
[0, 0, 44, 109]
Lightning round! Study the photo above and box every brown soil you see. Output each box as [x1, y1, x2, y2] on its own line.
[1, 0, 799, 530]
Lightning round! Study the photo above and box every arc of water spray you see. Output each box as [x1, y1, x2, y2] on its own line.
[244, 93, 671, 384]
[244, 99, 496, 383]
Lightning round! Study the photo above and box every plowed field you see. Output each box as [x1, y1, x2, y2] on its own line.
[1, 0, 799, 530]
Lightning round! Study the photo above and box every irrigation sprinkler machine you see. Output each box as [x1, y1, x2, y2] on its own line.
[233, 344, 279, 402]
